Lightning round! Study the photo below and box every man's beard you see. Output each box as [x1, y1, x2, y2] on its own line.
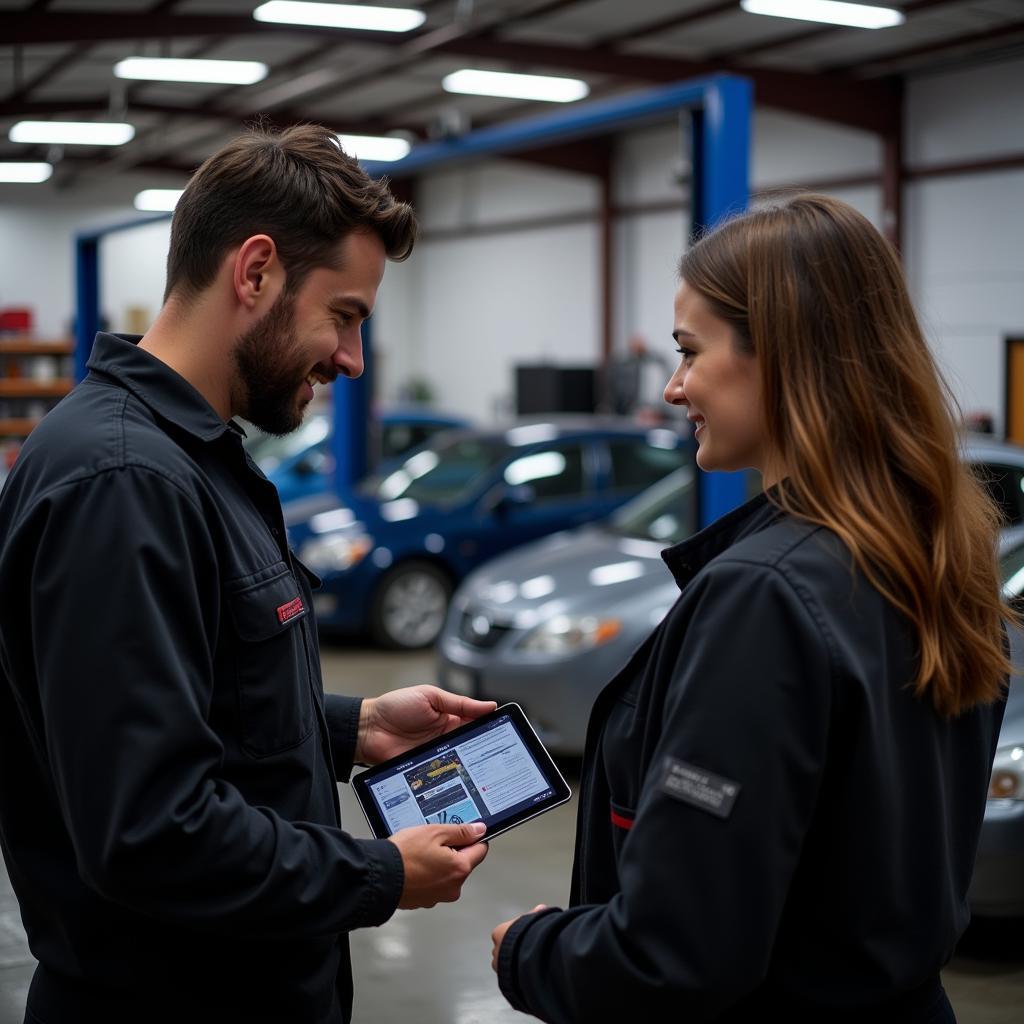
[233, 290, 309, 436]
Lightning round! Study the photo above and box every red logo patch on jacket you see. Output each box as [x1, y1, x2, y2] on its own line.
[276, 597, 304, 624]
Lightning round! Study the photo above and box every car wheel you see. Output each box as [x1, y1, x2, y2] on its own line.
[369, 561, 453, 649]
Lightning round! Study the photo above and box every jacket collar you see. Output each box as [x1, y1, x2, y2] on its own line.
[661, 488, 782, 592]
[86, 332, 243, 444]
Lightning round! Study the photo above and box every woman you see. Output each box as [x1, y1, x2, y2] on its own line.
[489, 195, 1012, 1022]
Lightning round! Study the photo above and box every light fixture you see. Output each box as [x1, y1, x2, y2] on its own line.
[9, 121, 135, 146]
[442, 69, 590, 103]
[114, 57, 268, 85]
[739, 0, 905, 29]
[134, 189, 185, 212]
[0, 162, 53, 183]
[253, 1, 425, 32]
[337, 134, 411, 162]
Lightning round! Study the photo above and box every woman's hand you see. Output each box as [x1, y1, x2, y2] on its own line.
[491, 905, 547, 971]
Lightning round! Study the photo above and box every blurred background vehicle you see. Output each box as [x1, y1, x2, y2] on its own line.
[244, 407, 469, 506]
[285, 417, 688, 649]
[971, 525, 1024, 917]
[437, 465, 694, 755]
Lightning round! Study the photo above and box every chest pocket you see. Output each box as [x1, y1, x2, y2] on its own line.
[226, 562, 315, 757]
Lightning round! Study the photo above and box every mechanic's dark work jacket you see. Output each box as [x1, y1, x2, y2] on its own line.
[0, 334, 404, 1023]
[497, 493, 1005, 1023]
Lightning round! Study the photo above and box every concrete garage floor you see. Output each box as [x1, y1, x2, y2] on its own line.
[1, 642, 1023, 1022]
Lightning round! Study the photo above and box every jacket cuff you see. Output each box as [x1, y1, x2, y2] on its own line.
[351, 838, 405, 928]
[325, 695, 363, 781]
[497, 906, 561, 1014]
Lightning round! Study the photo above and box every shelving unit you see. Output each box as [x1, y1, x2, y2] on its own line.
[0, 338, 75, 439]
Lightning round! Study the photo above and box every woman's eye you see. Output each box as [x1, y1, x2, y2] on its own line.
[675, 346, 694, 362]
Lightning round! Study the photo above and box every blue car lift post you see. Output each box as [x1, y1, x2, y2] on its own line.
[75, 74, 751, 527]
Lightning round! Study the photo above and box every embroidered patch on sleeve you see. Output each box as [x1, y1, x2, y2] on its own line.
[658, 756, 741, 820]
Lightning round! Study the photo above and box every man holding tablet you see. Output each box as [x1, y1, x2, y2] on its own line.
[0, 125, 493, 1024]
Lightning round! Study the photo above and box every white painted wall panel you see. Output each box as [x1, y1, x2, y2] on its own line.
[906, 59, 1024, 166]
[414, 160, 598, 231]
[100, 218, 172, 334]
[904, 167, 1024, 431]
[409, 223, 600, 422]
[753, 109, 880, 185]
[0, 201, 137, 339]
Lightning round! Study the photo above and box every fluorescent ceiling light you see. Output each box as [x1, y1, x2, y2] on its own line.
[10, 121, 135, 146]
[442, 69, 589, 103]
[253, 1, 425, 32]
[114, 57, 268, 85]
[740, 0, 904, 29]
[337, 134, 411, 162]
[134, 189, 185, 212]
[0, 162, 53, 183]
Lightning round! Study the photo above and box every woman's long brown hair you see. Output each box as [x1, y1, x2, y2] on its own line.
[680, 194, 1011, 717]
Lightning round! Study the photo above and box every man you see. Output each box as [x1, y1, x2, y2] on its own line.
[610, 333, 673, 424]
[0, 125, 492, 1023]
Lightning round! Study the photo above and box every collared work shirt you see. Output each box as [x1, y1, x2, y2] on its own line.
[0, 333, 404, 1023]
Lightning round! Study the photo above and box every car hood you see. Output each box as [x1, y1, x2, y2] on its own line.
[457, 525, 678, 623]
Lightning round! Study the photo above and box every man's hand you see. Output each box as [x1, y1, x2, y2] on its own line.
[491, 905, 548, 971]
[388, 822, 490, 909]
[356, 686, 497, 765]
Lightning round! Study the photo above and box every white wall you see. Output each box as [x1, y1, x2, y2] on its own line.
[904, 58, 1024, 432]
[390, 107, 883, 422]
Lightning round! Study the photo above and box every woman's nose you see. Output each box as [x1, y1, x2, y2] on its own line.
[664, 369, 686, 407]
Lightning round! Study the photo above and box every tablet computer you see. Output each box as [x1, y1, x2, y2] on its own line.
[352, 703, 571, 842]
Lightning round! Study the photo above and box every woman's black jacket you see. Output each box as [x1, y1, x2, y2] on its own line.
[497, 492, 1005, 1022]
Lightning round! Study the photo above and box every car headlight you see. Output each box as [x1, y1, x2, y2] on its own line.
[989, 745, 1024, 801]
[299, 533, 373, 574]
[518, 614, 621, 655]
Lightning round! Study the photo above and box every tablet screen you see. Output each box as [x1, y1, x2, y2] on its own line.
[353, 703, 571, 841]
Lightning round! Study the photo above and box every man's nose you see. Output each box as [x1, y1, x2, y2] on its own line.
[334, 335, 364, 380]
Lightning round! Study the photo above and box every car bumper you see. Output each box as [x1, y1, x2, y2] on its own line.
[437, 631, 638, 755]
[969, 799, 1024, 917]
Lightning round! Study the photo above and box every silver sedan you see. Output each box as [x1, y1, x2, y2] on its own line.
[437, 467, 695, 755]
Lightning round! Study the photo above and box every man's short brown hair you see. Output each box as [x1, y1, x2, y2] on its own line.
[164, 123, 416, 302]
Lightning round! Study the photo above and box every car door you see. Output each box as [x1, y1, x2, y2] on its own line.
[465, 439, 596, 566]
[600, 435, 689, 516]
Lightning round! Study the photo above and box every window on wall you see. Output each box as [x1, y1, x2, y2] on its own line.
[504, 444, 586, 503]
[973, 461, 1024, 527]
[608, 438, 686, 491]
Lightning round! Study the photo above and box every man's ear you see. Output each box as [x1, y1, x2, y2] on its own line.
[232, 235, 284, 311]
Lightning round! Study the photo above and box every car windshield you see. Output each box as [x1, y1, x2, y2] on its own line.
[244, 415, 329, 472]
[373, 436, 512, 505]
[610, 467, 696, 544]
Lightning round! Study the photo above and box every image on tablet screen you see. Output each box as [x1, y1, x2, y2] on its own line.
[368, 714, 555, 834]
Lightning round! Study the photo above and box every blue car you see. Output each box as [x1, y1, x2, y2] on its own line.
[285, 418, 690, 648]
[245, 407, 469, 506]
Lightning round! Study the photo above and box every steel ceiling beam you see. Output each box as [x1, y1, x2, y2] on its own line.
[429, 37, 901, 135]
[828, 16, 1024, 75]
[705, 0, 974, 60]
